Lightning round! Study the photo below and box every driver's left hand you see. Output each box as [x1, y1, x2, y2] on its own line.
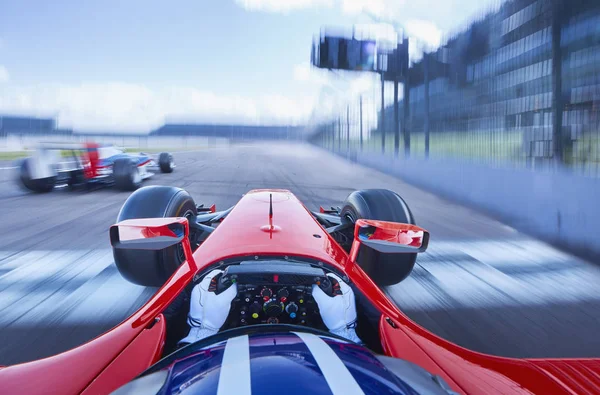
[312, 273, 362, 344]
[179, 269, 237, 346]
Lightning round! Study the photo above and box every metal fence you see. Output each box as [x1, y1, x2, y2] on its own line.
[309, 0, 600, 176]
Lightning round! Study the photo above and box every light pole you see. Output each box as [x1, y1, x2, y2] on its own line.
[362, 12, 408, 158]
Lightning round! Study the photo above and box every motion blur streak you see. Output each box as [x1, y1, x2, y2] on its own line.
[0, 143, 599, 365]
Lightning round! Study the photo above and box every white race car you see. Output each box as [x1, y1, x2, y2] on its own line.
[17, 142, 175, 192]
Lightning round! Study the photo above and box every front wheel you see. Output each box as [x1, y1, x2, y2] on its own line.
[114, 186, 198, 287]
[340, 189, 417, 287]
[158, 152, 174, 173]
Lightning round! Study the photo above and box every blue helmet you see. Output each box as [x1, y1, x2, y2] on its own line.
[112, 328, 457, 395]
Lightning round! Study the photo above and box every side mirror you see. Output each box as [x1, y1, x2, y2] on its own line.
[353, 219, 429, 254]
[110, 217, 187, 251]
[110, 217, 197, 287]
[349, 219, 430, 287]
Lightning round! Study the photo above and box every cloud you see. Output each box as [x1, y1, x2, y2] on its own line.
[0, 83, 315, 131]
[405, 19, 442, 51]
[236, 0, 497, 37]
[235, 0, 402, 16]
[339, 0, 396, 17]
[293, 62, 331, 86]
[349, 74, 374, 94]
[400, 19, 444, 63]
[0, 66, 9, 83]
[235, 0, 334, 14]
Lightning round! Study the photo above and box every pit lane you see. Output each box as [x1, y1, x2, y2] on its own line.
[0, 142, 598, 365]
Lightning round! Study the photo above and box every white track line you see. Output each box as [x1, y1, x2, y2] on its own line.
[0, 238, 596, 326]
[0, 249, 149, 325]
[389, 238, 598, 310]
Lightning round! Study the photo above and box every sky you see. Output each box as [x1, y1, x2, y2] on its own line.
[0, 0, 498, 132]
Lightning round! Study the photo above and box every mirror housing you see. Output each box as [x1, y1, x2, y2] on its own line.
[349, 219, 430, 286]
[110, 218, 187, 251]
[352, 219, 429, 255]
[110, 217, 197, 287]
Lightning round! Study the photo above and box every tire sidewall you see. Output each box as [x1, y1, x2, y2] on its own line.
[159, 152, 174, 173]
[341, 189, 417, 287]
[114, 159, 141, 191]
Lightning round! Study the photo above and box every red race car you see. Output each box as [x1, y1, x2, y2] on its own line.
[0, 187, 598, 394]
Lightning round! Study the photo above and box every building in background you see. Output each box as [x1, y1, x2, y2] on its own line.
[0, 116, 69, 137]
[385, 0, 600, 166]
[311, 0, 600, 171]
[0, 116, 304, 144]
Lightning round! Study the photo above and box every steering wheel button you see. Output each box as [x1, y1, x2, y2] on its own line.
[290, 313, 296, 319]
[252, 313, 259, 319]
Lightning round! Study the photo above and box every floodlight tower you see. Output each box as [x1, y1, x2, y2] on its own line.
[362, 12, 410, 157]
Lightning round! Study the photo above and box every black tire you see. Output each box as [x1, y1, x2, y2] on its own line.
[114, 186, 198, 287]
[340, 189, 416, 287]
[113, 158, 141, 191]
[158, 152, 174, 173]
[18, 158, 56, 193]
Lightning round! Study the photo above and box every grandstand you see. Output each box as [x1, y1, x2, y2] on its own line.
[0, 115, 304, 141]
[379, 0, 600, 164]
[0, 116, 68, 137]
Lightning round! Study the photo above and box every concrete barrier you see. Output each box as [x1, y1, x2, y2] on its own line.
[331, 148, 600, 258]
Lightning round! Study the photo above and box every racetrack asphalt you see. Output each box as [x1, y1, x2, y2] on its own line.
[0, 141, 599, 365]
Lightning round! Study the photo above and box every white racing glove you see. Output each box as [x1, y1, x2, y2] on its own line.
[312, 273, 362, 344]
[179, 269, 237, 346]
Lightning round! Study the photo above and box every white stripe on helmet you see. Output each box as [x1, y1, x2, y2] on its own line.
[217, 334, 251, 395]
[293, 332, 365, 395]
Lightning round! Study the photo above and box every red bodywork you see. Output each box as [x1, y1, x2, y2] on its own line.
[356, 219, 427, 248]
[1, 189, 599, 394]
